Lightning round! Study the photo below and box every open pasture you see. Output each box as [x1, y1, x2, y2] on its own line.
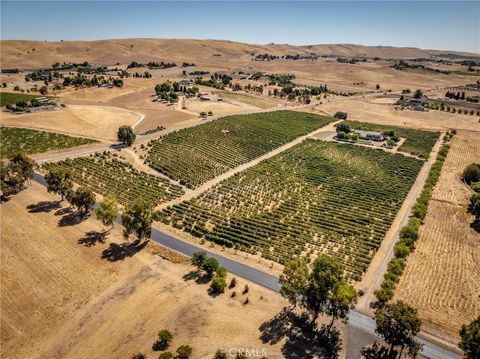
[145, 111, 335, 188]
[0, 92, 43, 107]
[0, 126, 96, 159]
[44, 152, 184, 207]
[157, 140, 423, 280]
[1, 104, 140, 141]
[340, 120, 440, 158]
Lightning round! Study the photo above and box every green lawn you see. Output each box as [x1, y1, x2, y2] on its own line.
[0, 92, 40, 107]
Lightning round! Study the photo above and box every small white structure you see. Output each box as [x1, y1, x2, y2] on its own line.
[353, 129, 384, 141]
[221, 129, 230, 134]
[200, 95, 210, 101]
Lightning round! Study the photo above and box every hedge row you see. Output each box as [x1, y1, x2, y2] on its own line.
[374, 131, 454, 303]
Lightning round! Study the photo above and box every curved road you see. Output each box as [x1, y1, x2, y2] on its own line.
[32, 173, 461, 359]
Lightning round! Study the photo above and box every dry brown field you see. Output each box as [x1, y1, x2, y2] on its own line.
[0, 104, 140, 141]
[394, 130, 480, 341]
[313, 96, 480, 132]
[0, 182, 297, 359]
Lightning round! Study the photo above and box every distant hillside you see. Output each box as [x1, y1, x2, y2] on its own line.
[1, 38, 478, 69]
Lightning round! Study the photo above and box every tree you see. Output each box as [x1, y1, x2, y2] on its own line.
[131, 354, 146, 359]
[413, 89, 423, 99]
[0, 153, 35, 199]
[303, 255, 345, 322]
[376, 84, 380, 90]
[121, 199, 154, 241]
[279, 257, 309, 308]
[213, 350, 227, 359]
[209, 274, 227, 294]
[153, 329, 173, 351]
[44, 167, 73, 200]
[176, 345, 193, 359]
[463, 163, 480, 185]
[159, 352, 173, 359]
[191, 250, 207, 269]
[459, 316, 480, 359]
[202, 257, 220, 277]
[336, 122, 351, 133]
[71, 186, 96, 214]
[468, 193, 480, 220]
[326, 282, 357, 327]
[96, 195, 119, 230]
[334, 112, 348, 120]
[117, 125, 136, 146]
[375, 301, 422, 358]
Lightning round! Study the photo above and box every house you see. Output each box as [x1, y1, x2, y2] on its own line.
[178, 79, 192, 85]
[35, 96, 49, 104]
[409, 96, 428, 106]
[353, 129, 384, 141]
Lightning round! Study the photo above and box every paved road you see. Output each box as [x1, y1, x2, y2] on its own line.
[31, 173, 462, 359]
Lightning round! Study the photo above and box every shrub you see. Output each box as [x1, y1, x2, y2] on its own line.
[334, 112, 348, 120]
[176, 345, 193, 359]
[159, 352, 173, 359]
[213, 350, 227, 359]
[209, 275, 227, 294]
[153, 329, 173, 351]
[463, 164, 480, 185]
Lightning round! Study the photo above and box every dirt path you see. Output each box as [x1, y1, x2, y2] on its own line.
[355, 132, 445, 314]
[155, 120, 342, 210]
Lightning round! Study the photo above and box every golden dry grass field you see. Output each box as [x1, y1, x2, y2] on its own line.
[0, 105, 141, 141]
[394, 130, 480, 340]
[1, 182, 293, 359]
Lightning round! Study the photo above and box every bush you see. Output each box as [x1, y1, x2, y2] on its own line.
[463, 164, 480, 185]
[213, 349, 227, 359]
[209, 275, 227, 294]
[159, 352, 173, 359]
[334, 112, 348, 120]
[176, 345, 193, 359]
[153, 329, 173, 351]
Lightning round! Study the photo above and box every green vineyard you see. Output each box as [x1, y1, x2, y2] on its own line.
[44, 153, 184, 207]
[0, 126, 97, 159]
[156, 140, 423, 280]
[145, 111, 335, 188]
[340, 121, 440, 159]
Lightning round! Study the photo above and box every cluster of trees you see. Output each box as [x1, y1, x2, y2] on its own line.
[155, 82, 179, 103]
[267, 73, 295, 86]
[392, 60, 451, 75]
[337, 57, 366, 64]
[135, 329, 194, 358]
[127, 61, 177, 70]
[254, 53, 279, 61]
[181, 62, 195, 67]
[0, 153, 34, 200]
[132, 71, 152, 78]
[185, 70, 209, 76]
[117, 125, 136, 146]
[335, 123, 359, 142]
[63, 74, 123, 88]
[279, 255, 357, 328]
[44, 167, 96, 213]
[334, 112, 348, 120]
[191, 251, 228, 294]
[445, 91, 466, 100]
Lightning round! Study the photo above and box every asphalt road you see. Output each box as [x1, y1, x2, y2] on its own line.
[31, 171, 461, 359]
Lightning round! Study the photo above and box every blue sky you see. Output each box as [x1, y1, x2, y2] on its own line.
[1, 1, 479, 53]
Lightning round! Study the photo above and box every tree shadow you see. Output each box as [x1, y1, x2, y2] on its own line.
[181, 270, 212, 285]
[259, 307, 342, 359]
[27, 200, 61, 213]
[58, 210, 89, 227]
[101, 239, 149, 262]
[78, 231, 107, 247]
[470, 219, 480, 233]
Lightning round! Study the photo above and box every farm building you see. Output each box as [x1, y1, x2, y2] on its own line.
[352, 129, 384, 141]
[35, 96, 50, 104]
